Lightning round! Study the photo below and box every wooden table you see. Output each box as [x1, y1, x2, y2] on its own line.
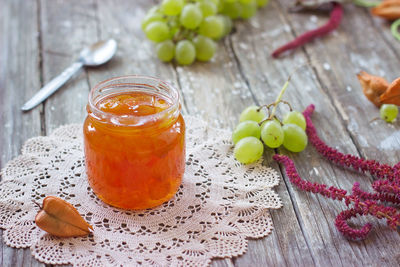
[1, 0, 399, 266]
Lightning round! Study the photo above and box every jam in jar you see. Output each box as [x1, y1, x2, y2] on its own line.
[83, 76, 185, 210]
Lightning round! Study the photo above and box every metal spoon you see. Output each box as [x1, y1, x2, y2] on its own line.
[21, 39, 117, 111]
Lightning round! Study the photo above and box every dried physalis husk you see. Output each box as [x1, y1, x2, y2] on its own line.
[371, 0, 400, 20]
[357, 71, 389, 107]
[35, 196, 93, 237]
[380, 77, 400, 106]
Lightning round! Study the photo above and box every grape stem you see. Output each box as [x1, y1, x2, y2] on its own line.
[269, 80, 291, 120]
[258, 101, 292, 126]
[267, 64, 304, 119]
[173, 26, 193, 43]
[257, 100, 293, 114]
[279, 100, 293, 111]
[258, 62, 310, 126]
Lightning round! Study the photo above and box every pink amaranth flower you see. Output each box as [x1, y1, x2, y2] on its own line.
[372, 180, 400, 195]
[335, 208, 372, 240]
[303, 105, 398, 183]
[352, 182, 400, 205]
[272, 104, 400, 240]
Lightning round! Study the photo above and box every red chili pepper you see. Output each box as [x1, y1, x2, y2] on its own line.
[272, 2, 343, 58]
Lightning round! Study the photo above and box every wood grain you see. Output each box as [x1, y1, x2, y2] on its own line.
[270, 1, 400, 265]
[227, 4, 358, 266]
[0, 0, 44, 266]
[40, 0, 98, 133]
[1, 0, 399, 266]
[280, 1, 400, 164]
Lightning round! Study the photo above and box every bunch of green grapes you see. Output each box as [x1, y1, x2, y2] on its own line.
[232, 105, 308, 164]
[142, 0, 270, 65]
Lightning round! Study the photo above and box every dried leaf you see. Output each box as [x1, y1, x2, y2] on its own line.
[357, 71, 389, 107]
[371, 0, 400, 20]
[35, 196, 93, 237]
[380, 77, 400, 106]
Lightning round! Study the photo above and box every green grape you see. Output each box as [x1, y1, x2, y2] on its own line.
[239, 106, 266, 123]
[175, 40, 196, 65]
[256, 0, 270, 7]
[221, 2, 241, 19]
[282, 124, 308, 153]
[162, 0, 184, 16]
[141, 13, 164, 31]
[193, 35, 216, 61]
[261, 120, 284, 148]
[221, 15, 233, 37]
[234, 137, 264, 164]
[260, 117, 280, 128]
[168, 16, 180, 29]
[148, 6, 162, 15]
[197, 0, 217, 17]
[232, 120, 261, 144]
[180, 4, 203, 29]
[380, 104, 398, 123]
[283, 111, 306, 130]
[168, 17, 180, 39]
[144, 21, 170, 42]
[240, 3, 257, 19]
[208, 0, 221, 11]
[198, 15, 225, 39]
[156, 40, 175, 62]
[217, 0, 224, 12]
[169, 26, 179, 39]
[239, 0, 255, 4]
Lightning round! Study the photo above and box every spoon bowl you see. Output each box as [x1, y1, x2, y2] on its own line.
[80, 39, 117, 66]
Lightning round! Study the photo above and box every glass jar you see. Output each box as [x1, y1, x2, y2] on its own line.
[83, 75, 185, 210]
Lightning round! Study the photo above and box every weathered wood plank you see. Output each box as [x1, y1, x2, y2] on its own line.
[0, 0, 44, 266]
[279, 1, 400, 264]
[0, 0, 42, 173]
[229, 0, 400, 266]
[368, 8, 400, 60]
[279, 0, 400, 252]
[279, 1, 400, 163]
[41, 0, 98, 133]
[170, 40, 314, 267]
[226, 3, 348, 266]
[169, 8, 315, 267]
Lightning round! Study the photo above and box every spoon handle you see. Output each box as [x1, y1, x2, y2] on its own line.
[21, 61, 84, 111]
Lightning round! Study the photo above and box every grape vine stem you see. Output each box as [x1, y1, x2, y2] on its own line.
[265, 63, 309, 121]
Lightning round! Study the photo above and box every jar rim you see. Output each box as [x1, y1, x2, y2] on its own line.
[88, 75, 181, 126]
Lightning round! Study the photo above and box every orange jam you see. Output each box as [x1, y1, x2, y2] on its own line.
[83, 76, 185, 210]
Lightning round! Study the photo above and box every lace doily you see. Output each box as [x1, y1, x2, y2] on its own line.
[0, 116, 282, 266]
